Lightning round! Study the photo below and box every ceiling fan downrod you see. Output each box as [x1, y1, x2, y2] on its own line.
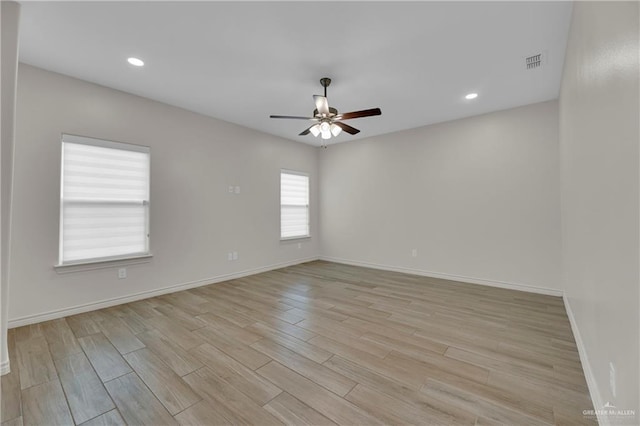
[320, 77, 331, 98]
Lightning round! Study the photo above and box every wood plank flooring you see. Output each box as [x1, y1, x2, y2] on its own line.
[1, 261, 595, 425]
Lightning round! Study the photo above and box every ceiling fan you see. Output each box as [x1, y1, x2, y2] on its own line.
[270, 77, 381, 141]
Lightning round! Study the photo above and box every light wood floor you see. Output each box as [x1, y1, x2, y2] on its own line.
[1, 261, 595, 426]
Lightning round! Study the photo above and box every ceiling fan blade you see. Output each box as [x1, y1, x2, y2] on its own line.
[299, 125, 316, 136]
[270, 115, 317, 120]
[313, 95, 330, 116]
[334, 121, 360, 135]
[336, 108, 382, 120]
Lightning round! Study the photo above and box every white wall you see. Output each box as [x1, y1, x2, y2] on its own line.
[8, 65, 319, 325]
[1, 1, 21, 374]
[320, 101, 562, 294]
[559, 1, 639, 420]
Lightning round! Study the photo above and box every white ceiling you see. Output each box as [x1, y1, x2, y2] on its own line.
[18, 1, 572, 146]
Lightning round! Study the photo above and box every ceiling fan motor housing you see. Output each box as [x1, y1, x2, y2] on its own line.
[314, 107, 338, 118]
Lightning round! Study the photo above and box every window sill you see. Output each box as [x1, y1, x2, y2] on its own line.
[54, 254, 153, 274]
[280, 236, 311, 242]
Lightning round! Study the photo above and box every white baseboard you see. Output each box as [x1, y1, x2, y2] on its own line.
[8, 256, 319, 328]
[319, 256, 564, 297]
[0, 360, 10, 376]
[563, 294, 607, 426]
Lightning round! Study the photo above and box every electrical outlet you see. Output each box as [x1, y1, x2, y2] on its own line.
[610, 362, 616, 398]
[232, 251, 238, 260]
[118, 268, 127, 279]
[297, 243, 302, 249]
[228, 186, 234, 193]
[412, 249, 418, 257]
[227, 252, 233, 261]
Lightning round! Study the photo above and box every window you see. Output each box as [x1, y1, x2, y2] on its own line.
[281, 170, 310, 239]
[59, 134, 150, 265]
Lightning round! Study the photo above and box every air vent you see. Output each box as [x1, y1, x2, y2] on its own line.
[526, 53, 543, 70]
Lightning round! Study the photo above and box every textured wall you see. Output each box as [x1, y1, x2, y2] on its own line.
[320, 101, 562, 294]
[1, 1, 21, 374]
[9, 65, 320, 324]
[559, 1, 639, 419]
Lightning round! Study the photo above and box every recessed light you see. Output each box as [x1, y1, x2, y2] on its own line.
[127, 57, 144, 67]
[465, 93, 478, 100]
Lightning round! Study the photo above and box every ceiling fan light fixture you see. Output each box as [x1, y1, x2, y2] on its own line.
[330, 123, 342, 137]
[321, 130, 331, 140]
[320, 122, 331, 133]
[310, 124, 321, 137]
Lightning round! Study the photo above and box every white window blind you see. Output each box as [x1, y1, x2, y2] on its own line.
[281, 170, 310, 239]
[59, 135, 150, 265]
